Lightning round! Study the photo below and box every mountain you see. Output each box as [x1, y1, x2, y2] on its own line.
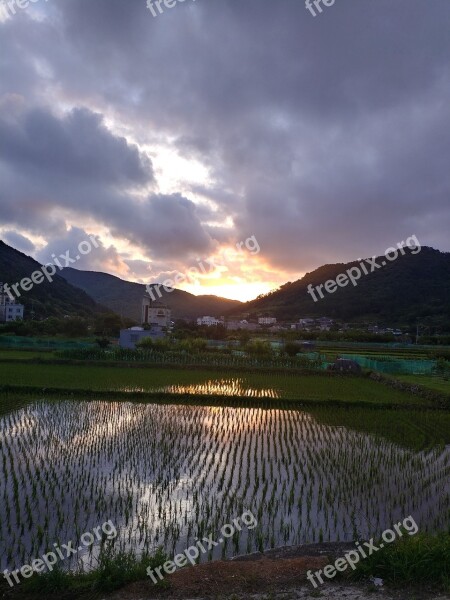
[61, 268, 242, 322]
[4, 238, 448, 328]
[0, 241, 109, 319]
[233, 247, 450, 328]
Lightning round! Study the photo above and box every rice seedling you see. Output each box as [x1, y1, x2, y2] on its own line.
[0, 400, 448, 575]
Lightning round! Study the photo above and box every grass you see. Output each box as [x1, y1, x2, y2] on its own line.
[354, 533, 450, 590]
[0, 362, 432, 406]
[0, 359, 447, 599]
[314, 342, 437, 358]
[312, 406, 450, 451]
[0, 350, 54, 360]
[0, 394, 30, 418]
[12, 546, 169, 598]
[8, 535, 450, 597]
[394, 374, 450, 395]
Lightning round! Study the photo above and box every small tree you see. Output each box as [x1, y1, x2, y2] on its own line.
[152, 338, 172, 353]
[95, 337, 111, 349]
[284, 341, 301, 357]
[63, 317, 89, 338]
[94, 313, 123, 337]
[190, 338, 208, 353]
[136, 337, 154, 350]
[238, 330, 251, 348]
[246, 340, 273, 358]
[436, 358, 450, 380]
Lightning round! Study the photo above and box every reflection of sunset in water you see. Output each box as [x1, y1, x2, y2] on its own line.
[119, 378, 280, 398]
[1, 401, 448, 574]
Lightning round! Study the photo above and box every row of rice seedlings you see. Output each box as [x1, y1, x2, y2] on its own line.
[0, 401, 448, 571]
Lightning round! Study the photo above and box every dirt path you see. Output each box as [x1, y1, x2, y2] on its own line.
[107, 587, 450, 600]
[105, 546, 448, 600]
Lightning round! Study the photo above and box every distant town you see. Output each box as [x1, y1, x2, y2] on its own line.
[117, 293, 408, 349]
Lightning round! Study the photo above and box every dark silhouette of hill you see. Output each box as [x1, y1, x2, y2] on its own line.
[0, 241, 109, 319]
[235, 247, 450, 327]
[61, 268, 242, 322]
[3, 239, 448, 328]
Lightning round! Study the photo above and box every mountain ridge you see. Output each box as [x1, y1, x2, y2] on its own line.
[2, 240, 449, 328]
[234, 246, 450, 328]
[61, 267, 242, 322]
[0, 241, 109, 319]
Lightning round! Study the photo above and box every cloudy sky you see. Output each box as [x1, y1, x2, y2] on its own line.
[0, 0, 449, 301]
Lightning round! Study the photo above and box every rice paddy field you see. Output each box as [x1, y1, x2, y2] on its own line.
[316, 345, 433, 361]
[0, 349, 448, 582]
[0, 350, 52, 360]
[0, 362, 434, 406]
[0, 398, 449, 575]
[394, 374, 450, 395]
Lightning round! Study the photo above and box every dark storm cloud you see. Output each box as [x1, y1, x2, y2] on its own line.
[1, 231, 35, 253]
[125, 194, 213, 258]
[0, 104, 213, 260]
[34, 227, 120, 271]
[0, 106, 153, 185]
[1, 0, 449, 280]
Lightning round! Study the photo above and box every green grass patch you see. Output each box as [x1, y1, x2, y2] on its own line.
[354, 533, 450, 590]
[16, 546, 169, 598]
[0, 362, 431, 406]
[395, 374, 450, 395]
[312, 407, 450, 451]
[0, 350, 54, 360]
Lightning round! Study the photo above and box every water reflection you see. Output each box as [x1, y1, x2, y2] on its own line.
[120, 378, 280, 398]
[0, 401, 448, 573]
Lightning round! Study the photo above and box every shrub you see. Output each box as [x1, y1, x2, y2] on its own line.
[93, 546, 169, 592]
[284, 341, 301, 357]
[435, 358, 450, 380]
[95, 337, 111, 349]
[354, 533, 450, 589]
[21, 564, 74, 594]
[136, 336, 154, 349]
[246, 340, 273, 358]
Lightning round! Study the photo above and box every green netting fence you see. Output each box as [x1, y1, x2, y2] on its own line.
[0, 336, 94, 351]
[340, 354, 436, 375]
[54, 347, 325, 370]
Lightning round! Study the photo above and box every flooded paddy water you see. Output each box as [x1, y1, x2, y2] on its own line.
[0, 399, 448, 572]
[120, 378, 281, 398]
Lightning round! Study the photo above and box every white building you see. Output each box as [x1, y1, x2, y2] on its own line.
[317, 317, 333, 331]
[0, 283, 24, 322]
[298, 318, 315, 329]
[225, 320, 259, 331]
[197, 316, 220, 327]
[142, 297, 171, 328]
[258, 317, 277, 325]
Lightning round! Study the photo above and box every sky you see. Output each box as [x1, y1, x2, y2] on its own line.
[0, 0, 449, 301]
